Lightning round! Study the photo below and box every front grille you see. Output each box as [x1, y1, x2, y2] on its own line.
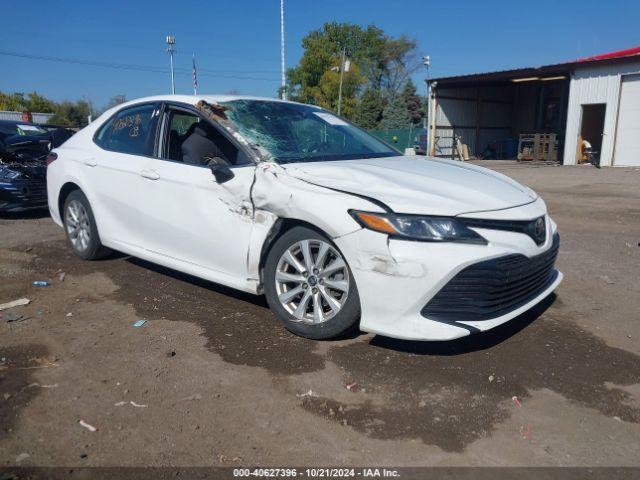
[421, 233, 560, 322]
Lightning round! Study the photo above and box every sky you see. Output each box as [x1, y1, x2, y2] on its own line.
[1, 0, 638, 109]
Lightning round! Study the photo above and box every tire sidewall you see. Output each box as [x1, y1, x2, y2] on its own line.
[264, 226, 360, 340]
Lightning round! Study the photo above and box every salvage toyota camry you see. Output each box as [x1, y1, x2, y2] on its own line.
[47, 95, 562, 341]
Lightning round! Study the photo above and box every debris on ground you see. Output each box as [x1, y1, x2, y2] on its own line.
[133, 320, 146, 328]
[181, 393, 203, 401]
[3, 312, 27, 323]
[512, 396, 522, 408]
[346, 382, 358, 391]
[0, 298, 31, 311]
[115, 401, 148, 408]
[32, 281, 49, 287]
[24, 383, 58, 389]
[166, 350, 176, 358]
[79, 420, 97, 432]
[66, 312, 73, 317]
[15, 452, 30, 463]
[296, 389, 318, 398]
[488, 374, 495, 383]
[58, 272, 66, 282]
[599, 275, 615, 285]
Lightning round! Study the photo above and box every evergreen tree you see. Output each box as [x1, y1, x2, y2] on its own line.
[380, 94, 411, 129]
[354, 88, 384, 129]
[401, 79, 423, 126]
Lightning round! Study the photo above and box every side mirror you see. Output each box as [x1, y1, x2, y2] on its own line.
[209, 160, 234, 184]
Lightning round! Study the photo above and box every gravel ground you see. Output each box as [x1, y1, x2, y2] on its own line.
[0, 161, 639, 468]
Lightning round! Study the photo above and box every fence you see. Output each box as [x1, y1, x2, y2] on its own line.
[0, 110, 55, 124]
[369, 127, 423, 152]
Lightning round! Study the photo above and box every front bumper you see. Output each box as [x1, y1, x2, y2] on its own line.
[0, 179, 48, 213]
[335, 203, 562, 341]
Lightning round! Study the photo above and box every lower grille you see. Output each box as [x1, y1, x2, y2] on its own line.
[421, 234, 560, 322]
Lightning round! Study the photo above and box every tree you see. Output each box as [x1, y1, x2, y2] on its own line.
[0, 91, 56, 113]
[25, 92, 56, 113]
[48, 100, 92, 127]
[105, 95, 126, 110]
[355, 88, 384, 130]
[380, 94, 411, 130]
[401, 79, 423, 126]
[286, 22, 422, 119]
[313, 61, 364, 119]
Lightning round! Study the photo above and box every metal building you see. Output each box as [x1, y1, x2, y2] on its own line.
[426, 46, 640, 167]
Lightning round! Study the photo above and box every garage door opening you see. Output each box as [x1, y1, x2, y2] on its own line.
[578, 104, 606, 164]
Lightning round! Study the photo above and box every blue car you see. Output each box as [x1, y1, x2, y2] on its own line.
[0, 120, 72, 213]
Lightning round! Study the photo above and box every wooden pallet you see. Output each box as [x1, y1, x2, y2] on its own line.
[517, 133, 558, 162]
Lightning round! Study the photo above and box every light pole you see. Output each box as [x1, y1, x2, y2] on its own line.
[166, 35, 176, 94]
[334, 47, 350, 116]
[422, 55, 432, 155]
[280, 0, 286, 100]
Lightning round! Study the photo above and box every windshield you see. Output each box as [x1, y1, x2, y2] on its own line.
[221, 100, 399, 164]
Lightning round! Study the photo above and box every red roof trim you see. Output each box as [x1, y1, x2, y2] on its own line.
[574, 46, 640, 63]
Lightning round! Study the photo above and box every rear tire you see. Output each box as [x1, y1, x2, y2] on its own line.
[264, 226, 360, 340]
[62, 190, 111, 260]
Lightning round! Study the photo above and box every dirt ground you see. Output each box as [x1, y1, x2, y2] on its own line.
[1, 161, 639, 468]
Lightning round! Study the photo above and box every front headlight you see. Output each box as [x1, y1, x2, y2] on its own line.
[0, 166, 21, 181]
[349, 210, 487, 245]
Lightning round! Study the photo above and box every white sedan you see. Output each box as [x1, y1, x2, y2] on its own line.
[46, 95, 562, 341]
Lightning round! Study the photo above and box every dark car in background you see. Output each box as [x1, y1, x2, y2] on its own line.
[0, 120, 74, 213]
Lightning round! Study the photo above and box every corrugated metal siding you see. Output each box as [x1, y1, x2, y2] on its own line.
[434, 86, 514, 157]
[0, 111, 54, 124]
[563, 60, 640, 166]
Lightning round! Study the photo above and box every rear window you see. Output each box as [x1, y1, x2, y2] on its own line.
[95, 104, 159, 156]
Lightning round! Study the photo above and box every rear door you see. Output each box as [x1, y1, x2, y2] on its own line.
[133, 103, 257, 288]
[90, 103, 161, 249]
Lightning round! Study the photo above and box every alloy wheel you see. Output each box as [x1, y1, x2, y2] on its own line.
[275, 239, 350, 324]
[65, 199, 91, 252]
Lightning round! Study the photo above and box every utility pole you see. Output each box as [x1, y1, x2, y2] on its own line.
[337, 47, 346, 116]
[280, 0, 286, 100]
[166, 35, 176, 95]
[423, 55, 432, 155]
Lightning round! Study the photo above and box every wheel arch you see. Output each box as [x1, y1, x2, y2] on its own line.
[57, 182, 83, 223]
[257, 217, 337, 289]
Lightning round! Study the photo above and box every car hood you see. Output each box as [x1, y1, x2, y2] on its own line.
[282, 156, 538, 216]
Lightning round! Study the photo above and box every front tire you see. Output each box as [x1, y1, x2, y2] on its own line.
[264, 226, 360, 339]
[63, 190, 111, 260]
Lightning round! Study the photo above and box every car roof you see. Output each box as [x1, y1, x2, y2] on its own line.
[113, 94, 309, 110]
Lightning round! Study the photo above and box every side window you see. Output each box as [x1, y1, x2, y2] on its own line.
[163, 108, 249, 166]
[95, 104, 158, 156]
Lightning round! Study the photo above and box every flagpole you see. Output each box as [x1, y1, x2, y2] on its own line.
[192, 53, 198, 96]
[280, 0, 286, 100]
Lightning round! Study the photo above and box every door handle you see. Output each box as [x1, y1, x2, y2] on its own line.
[140, 169, 160, 180]
[83, 158, 97, 167]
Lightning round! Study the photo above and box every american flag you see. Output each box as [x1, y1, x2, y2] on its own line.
[192, 53, 198, 95]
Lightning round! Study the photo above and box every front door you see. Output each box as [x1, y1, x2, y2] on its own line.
[134, 104, 257, 289]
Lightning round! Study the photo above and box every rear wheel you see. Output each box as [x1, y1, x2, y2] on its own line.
[264, 226, 360, 339]
[63, 190, 110, 260]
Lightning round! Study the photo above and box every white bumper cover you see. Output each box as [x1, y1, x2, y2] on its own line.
[335, 199, 562, 341]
